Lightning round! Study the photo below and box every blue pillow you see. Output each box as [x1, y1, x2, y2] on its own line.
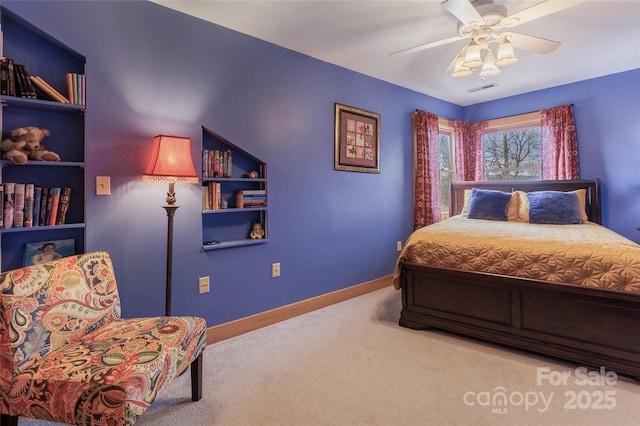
[467, 188, 512, 221]
[527, 191, 582, 224]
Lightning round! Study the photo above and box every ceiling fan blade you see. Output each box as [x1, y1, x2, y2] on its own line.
[389, 34, 464, 57]
[442, 51, 460, 74]
[441, 0, 483, 27]
[504, 0, 586, 27]
[502, 32, 561, 54]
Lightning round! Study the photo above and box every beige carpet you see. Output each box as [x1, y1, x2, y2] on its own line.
[17, 286, 640, 425]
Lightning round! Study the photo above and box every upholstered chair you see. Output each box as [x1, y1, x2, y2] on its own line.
[0, 251, 206, 425]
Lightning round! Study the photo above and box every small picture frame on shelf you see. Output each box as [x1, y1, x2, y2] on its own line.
[334, 103, 380, 173]
[23, 238, 75, 266]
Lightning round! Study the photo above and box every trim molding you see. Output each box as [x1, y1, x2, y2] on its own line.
[206, 275, 393, 344]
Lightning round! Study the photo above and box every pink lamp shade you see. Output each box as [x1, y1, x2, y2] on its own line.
[142, 135, 198, 184]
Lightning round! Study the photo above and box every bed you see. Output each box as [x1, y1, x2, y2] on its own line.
[395, 179, 640, 378]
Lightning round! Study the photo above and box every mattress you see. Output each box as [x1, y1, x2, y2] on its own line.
[394, 216, 640, 294]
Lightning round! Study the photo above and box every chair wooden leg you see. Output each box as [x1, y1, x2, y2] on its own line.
[190, 352, 203, 401]
[1, 414, 19, 426]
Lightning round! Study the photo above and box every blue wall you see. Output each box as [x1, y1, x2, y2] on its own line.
[4, 1, 638, 327]
[464, 69, 640, 240]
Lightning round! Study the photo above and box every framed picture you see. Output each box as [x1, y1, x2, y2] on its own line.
[334, 103, 380, 173]
[23, 239, 75, 266]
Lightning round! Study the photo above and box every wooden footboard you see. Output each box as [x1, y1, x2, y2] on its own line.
[400, 262, 640, 378]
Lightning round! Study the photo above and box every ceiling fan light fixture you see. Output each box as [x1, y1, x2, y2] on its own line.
[479, 50, 501, 78]
[452, 52, 473, 78]
[462, 41, 483, 68]
[496, 38, 518, 67]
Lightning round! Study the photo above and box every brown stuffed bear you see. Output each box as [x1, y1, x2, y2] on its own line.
[1, 126, 60, 164]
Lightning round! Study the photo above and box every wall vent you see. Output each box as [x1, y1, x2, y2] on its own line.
[467, 83, 498, 93]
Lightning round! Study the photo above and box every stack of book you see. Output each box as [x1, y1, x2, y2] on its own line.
[202, 149, 232, 178]
[202, 182, 222, 211]
[236, 189, 267, 208]
[1, 183, 72, 229]
[1, 57, 36, 99]
[66, 72, 85, 105]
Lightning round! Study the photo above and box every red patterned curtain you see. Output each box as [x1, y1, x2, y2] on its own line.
[454, 120, 485, 181]
[540, 104, 580, 179]
[413, 110, 440, 229]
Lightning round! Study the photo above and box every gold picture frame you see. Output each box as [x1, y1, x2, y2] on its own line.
[334, 103, 380, 173]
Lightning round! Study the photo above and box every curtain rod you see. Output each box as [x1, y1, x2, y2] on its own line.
[415, 103, 574, 122]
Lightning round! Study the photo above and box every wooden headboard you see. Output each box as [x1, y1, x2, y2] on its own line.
[449, 179, 602, 224]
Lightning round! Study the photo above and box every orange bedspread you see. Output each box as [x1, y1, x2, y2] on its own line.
[394, 216, 640, 294]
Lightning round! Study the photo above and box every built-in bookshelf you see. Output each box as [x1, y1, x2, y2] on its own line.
[0, 7, 86, 271]
[201, 127, 268, 250]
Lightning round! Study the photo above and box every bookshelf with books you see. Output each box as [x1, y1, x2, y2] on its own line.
[0, 7, 86, 271]
[201, 127, 268, 250]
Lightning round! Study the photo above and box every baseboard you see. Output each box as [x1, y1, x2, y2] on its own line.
[206, 275, 393, 344]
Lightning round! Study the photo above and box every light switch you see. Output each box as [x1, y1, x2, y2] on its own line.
[96, 176, 110, 195]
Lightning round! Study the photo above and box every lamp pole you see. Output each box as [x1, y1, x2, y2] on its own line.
[163, 180, 179, 316]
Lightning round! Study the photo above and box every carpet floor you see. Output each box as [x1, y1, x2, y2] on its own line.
[16, 286, 640, 425]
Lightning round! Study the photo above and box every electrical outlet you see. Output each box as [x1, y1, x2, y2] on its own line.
[272, 263, 280, 278]
[397, 241, 403, 252]
[198, 276, 210, 294]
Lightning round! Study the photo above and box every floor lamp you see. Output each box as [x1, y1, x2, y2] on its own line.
[142, 135, 198, 316]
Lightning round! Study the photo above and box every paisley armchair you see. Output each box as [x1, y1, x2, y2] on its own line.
[0, 251, 207, 425]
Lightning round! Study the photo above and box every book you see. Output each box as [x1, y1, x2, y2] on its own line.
[238, 189, 267, 196]
[47, 187, 61, 226]
[32, 186, 42, 227]
[0, 184, 4, 228]
[225, 150, 232, 177]
[39, 187, 49, 226]
[55, 187, 71, 225]
[30, 75, 70, 103]
[0, 58, 16, 96]
[13, 64, 35, 98]
[13, 183, 25, 228]
[3, 183, 15, 229]
[207, 182, 218, 210]
[24, 183, 35, 227]
[81, 73, 86, 105]
[43, 187, 54, 225]
[19, 64, 37, 98]
[0, 58, 10, 96]
[202, 186, 209, 210]
[66, 72, 73, 103]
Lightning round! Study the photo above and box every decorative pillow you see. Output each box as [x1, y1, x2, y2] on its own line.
[506, 191, 519, 221]
[573, 189, 589, 222]
[517, 189, 588, 223]
[514, 190, 530, 221]
[461, 189, 472, 217]
[467, 188, 512, 221]
[526, 191, 582, 224]
[461, 189, 519, 220]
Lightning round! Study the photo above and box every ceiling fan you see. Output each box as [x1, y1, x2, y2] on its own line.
[390, 0, 585, 79]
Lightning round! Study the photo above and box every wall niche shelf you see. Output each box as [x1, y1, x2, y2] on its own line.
[0, 6, 86, 271]
[201, 127, 268, 251]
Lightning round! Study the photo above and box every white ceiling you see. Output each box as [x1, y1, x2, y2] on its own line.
[150, 0, 640, 106]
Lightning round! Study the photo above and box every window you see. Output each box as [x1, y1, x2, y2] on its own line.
[436, 112, 541, 217]
[438, 119, 455, 218]
[483, 112, 541, 180]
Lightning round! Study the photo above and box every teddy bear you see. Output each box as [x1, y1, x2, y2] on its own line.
[250, 222, 265, 239]
[1, 126, 60, 165]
